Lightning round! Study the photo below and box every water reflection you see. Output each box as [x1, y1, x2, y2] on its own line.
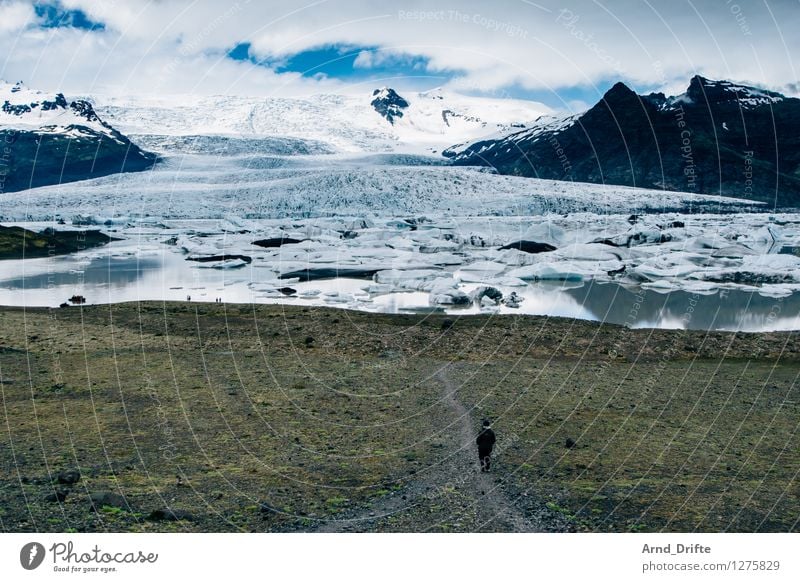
[563, 281, 800, 332]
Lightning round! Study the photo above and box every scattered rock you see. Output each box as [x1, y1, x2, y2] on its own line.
[565, 438, 577, 449]
[45, 489, 69, 503]
[277, 287, 296, 296]
[56, 469, 81, 485]
[304, 336, 315, 346]
[628, 214, 640, 224]
[89, 492, 129, 511]
[148, 508, 195, 522]
[69, 295, 86, 305]
[441, 318, 455, 330]
[499, 240, 557, 254]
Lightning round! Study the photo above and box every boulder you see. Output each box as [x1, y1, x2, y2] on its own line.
[56, 469, 81, 485]
[45, 489, 69, 503]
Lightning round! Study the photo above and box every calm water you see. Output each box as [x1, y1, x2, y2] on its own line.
[0, 241, 797, 332]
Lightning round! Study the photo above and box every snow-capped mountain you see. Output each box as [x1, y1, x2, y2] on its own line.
[0, 81, 157, 192]
[652, 77, 787, 110]
[445, 76, 800, 208]
[1, 81, 120, 139]
[91, 87, 550, 154]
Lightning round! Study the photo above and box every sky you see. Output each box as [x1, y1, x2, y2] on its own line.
[0, 0, 798, 110]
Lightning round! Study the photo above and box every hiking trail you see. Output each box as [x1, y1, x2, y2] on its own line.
[311, 364, 564, 532]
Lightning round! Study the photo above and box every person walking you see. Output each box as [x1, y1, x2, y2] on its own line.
[476, 420, 496, 473]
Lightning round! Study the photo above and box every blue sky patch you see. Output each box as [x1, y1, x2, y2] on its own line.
[229, 42, 450, 86]
[35, 2, 105, 30]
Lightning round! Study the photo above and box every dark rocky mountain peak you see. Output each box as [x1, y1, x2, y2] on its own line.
[0, 81, 157, 192]
[447, 75, 800, 208]
[371, 87, 410, 124]
[684, 75, 785, 108]
[603, 81, 638, 102]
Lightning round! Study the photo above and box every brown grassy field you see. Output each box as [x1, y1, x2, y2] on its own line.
[0, 302, 797, 532]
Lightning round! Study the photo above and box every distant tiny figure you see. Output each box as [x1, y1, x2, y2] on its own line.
[187, 295, 191, 301]
[476, 420, 496, 473]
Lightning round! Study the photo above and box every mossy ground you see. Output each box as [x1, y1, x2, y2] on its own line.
[0, 303, 797, 532]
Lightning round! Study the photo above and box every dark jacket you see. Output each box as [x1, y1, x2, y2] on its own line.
[476, 428, 496, 452]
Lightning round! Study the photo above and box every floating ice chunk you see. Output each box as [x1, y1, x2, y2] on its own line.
[428, 278, 470, 306]
[552, 243, 623, 262]
[711, 245, 758, 258]
[757, 285, 796, 298]
[742, 253, 800, 270]
[506, 263, 585, 281]
[374, 269, 441, 285]
[641, 280, 679, 293]
[257, 289, 287, 298]
[419, 240, 461, 253]
[197, 258, 248, 269]
[346, 217, 375, 230]
[689, 235, 730, 250]
[459, 261, 507, 274]
[632, 256, 702, 280]
[386, 219, 416, 230]
[521, 222, 566, 247]
[495, 277, 528, 287]
[481, 295, 498, 308]
[176, 235, 221, 255]
[700, 254, 800, 285]
[322, 292, 351, 303]
[296, 289, 321, 298]
[421, 253, 464, 266]
[680, 281, 720, 295]
[362, 283, 396, 294]
[469, 286, 503, 306]
[502, 291, 524, 308]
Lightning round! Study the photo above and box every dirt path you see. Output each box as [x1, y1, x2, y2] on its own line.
[311, 364, 562, 532]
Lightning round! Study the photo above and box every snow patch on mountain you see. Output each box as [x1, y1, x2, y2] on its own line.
[91, 87, 551, 154]
[0, 80, 123, 142]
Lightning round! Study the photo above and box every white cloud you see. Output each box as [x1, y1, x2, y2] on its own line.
[0, 1, 37, 34]
[0, 0, 798, 99]
[353, 50, 376, 68]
